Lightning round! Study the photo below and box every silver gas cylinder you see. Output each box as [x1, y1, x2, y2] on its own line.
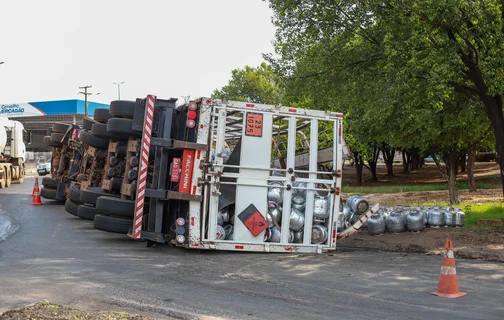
[218, 207, 230, 225]
[264, 226, 281, 242]
[289, 208, 305, 231]
[216, 225, 226, 240]
[367, 213, 386, 235]
[347, 196, 369, 214]
[292, 194, 306, 211]
[267, 181, 284, 204]
[419, 210, 428, 227]
[386, 212, 406, 233]
[444, 210, 456, 227]
[217, 211, 224, 226]
[407, 211, 424, 232]
[292, 180, 307, 196]
[294, 230, 304, 243]
[289, 230, 295, 243]
[427, 209, 444, 228]
[313, 196, 330, 219]
[343, 205, 352, 220]
[455, 211, 465, 227]
[266, 202, 282, 228]
[311, 224, 328, 244]
[224, 224, 233, 240]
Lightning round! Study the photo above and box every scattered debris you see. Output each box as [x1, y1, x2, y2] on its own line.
[0, 302, 151, 320]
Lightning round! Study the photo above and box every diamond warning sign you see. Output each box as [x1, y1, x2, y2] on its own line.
[238, 204, 269, 237]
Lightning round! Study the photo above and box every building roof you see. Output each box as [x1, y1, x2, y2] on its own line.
[0, 99, 109, 118]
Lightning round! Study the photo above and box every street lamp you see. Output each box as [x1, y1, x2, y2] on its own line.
[113, 81, 125, 100]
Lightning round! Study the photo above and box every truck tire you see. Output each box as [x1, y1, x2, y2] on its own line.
[110, 100, 135, 119]
[110, 177, 123, 192]
[94, 214, 132, 234]
[80, 187, 118, 205]
[14, 165, 25, 184]
[5, 166, 11, 187]
[80, 130, 109, 149]
[67, 185, 82, 204]
[0, 166, 5, 189]
[51, 132, 67, 143]
[107, 118, 141, 138]
[82, 117, 96, 131]
[77, 205, 98, 220]
[65, 198, 79, 216]
[96, 196, 134, 217]
[42, 177, 58, 189]
[91, 122, 125, 140]
[93, 108, 112, 123]
[53, 123, 71, 134]
[40, 187, 57, 199]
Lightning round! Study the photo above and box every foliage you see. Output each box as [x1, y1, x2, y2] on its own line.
[265, 0, 498, 193]
[212, 62, 284, 105]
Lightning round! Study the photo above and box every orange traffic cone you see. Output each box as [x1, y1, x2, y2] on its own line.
[32, 177, 40, 196]
[31, 188, 43, 205]
[432, 238, 466, 298]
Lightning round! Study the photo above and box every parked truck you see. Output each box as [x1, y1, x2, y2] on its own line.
[0, 117, 29, 188]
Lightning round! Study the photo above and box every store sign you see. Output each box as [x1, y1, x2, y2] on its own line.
[0, 103, 46, 117]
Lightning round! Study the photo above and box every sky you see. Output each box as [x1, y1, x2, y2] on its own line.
[0, 0, 276, 105]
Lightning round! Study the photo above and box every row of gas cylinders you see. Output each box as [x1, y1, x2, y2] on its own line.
[364, 206, 465, 236]
[214, 180, 332, 244]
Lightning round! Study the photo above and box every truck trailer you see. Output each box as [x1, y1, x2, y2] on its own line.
[98, 96, 346, 253]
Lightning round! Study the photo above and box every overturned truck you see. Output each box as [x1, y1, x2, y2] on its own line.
[110, 96, 346, 253]
[43, 96, 355, 253]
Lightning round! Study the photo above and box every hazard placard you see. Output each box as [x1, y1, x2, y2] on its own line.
[245, 112, 263, 137]
[238, 204, 269, 237]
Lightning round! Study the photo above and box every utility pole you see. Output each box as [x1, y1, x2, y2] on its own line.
[78, 85, 100, 116]
[113, 81, 124, 100]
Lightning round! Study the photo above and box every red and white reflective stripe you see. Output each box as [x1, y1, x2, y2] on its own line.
[133, 95, 155, 239]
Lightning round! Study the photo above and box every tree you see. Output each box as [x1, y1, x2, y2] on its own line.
[265, 0, 497, 203]
[266, 0, 504, 196]
[212, 62, 284, 105]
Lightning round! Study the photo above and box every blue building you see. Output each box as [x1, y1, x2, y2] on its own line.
[0, 99, 111, 150]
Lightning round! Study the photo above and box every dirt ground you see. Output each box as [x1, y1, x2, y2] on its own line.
[0, 302, 150, 320]
[340, 161, 504, 262]
[363, 188, 504, 206]
[340, 227, 504, 262]
[342, 161, 501, 186]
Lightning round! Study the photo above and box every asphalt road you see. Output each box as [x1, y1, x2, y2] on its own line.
[0, 178, 503, 320]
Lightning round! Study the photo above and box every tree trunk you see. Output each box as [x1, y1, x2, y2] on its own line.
[467, 145, 477, 192]
[402, 150, 411, 173]
[368, 161, 377, 182]
[432, 150, 460, 204]
[355, 155, 364, 186]
[367, 148, 380, 182]
[382, 149, 395, 176]
[481, 96, 504, 198]
[410, 152, 420, 171]
[457, 151, 467, 173]
[446, 150, 460, 204]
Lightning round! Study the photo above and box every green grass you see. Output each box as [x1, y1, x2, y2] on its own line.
[462, 202, 504, 228]
[343, 182, 500, 194]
